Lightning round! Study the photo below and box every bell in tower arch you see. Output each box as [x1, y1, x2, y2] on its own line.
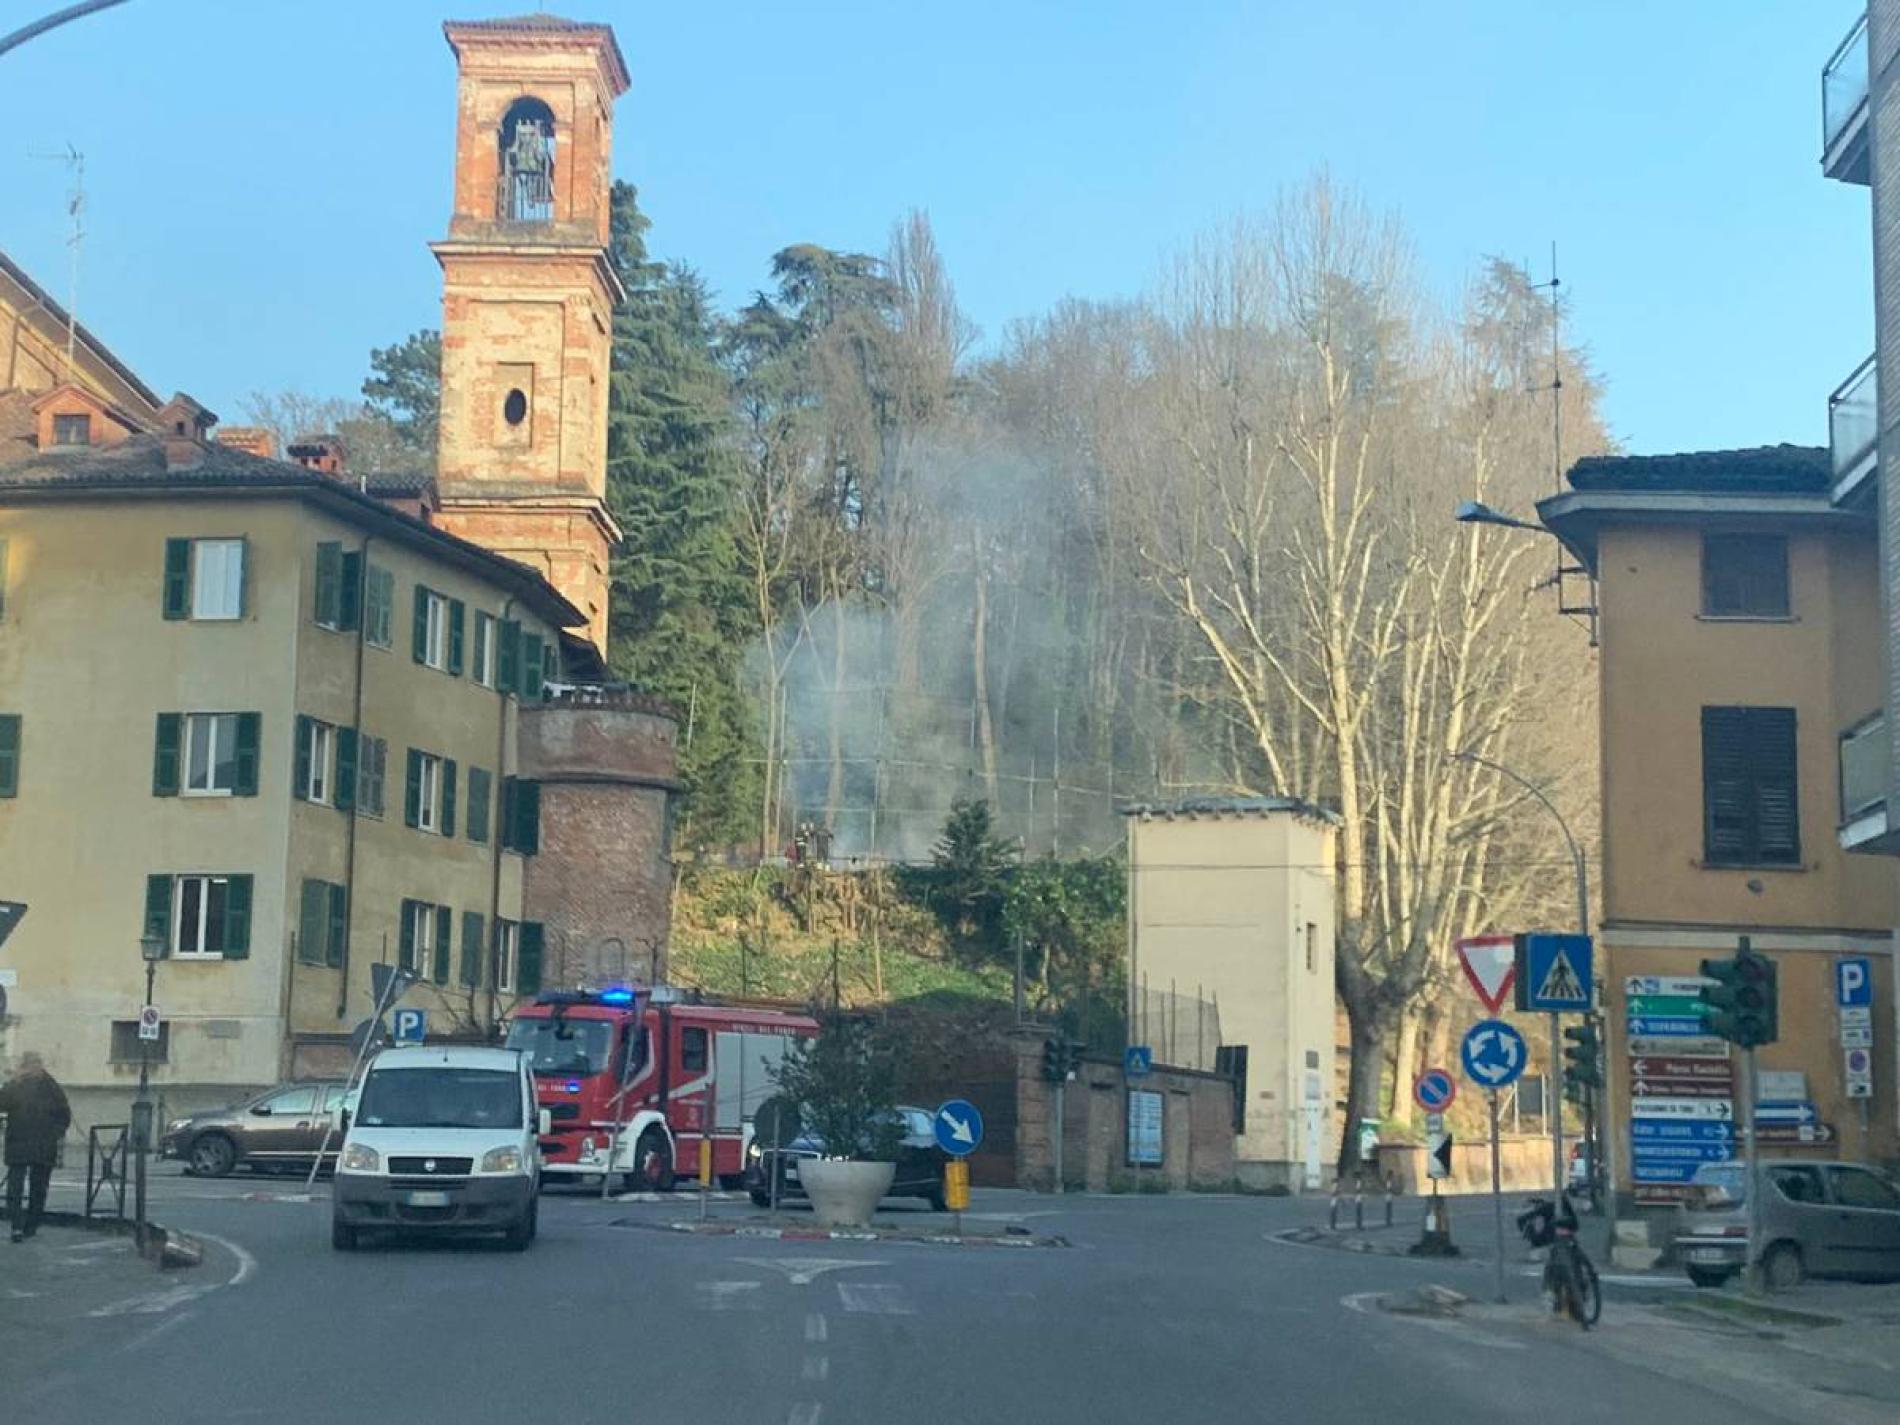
[498, 98, 556, 223]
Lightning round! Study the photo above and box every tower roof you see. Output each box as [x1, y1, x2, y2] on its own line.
[443, 14, 629, 94]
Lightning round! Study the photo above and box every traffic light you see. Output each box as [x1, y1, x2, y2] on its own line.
[1562, 1021, 1601, 1098]
[1065, 1040, 1085, 1079]
[1699, 940, 1779, 1049]
[1042, 1038, 1066, 1083]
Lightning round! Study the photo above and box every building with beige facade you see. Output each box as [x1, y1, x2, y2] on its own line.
[0, 14, 680, 1132]
[1123, 798, 1338, 1191]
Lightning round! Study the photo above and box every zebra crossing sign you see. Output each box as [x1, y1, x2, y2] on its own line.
[1515, 932, 1594, 1012]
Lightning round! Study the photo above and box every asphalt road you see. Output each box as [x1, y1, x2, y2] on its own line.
[7, 1169, 1810, 1425]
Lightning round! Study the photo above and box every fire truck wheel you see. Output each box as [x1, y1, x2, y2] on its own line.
[633, 1128, 675, 1192]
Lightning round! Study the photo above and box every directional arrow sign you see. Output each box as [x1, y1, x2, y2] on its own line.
[1626, 1016, 1709, 1037]
[0, 900, 24, 952]
[1632, 1078, 1732, 1099]
[1629, 1035, 1730, 1060]
[1630, 1057, 1734, 1083]
[1631, 1120, 1733, 1142]
[934, 1098, 984, 1157]
[1625, 975, 1714, 998]
[1631, 1096, 1732, 1121]
[1759, 1122, 1837, 1146]
[1754, 1100, 1819, 1125]
[1427, 1131, 1454, 1180]
[1460, 1018, 1527, 1089]
[1456, 936, 1517, 1014]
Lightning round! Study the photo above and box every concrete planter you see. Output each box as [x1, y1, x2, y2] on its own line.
[799, 1159, 896, 1227]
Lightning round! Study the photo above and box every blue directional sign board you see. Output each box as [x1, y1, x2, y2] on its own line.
[1519, 932, 1593, 1012]
[1757, 1100, 1820, 1125]
[934, 1099, 984, 1156]
[1837, 957, 1873, 1008]
[1460, 1019, 1527, 1090]
[392, 1007, 426, 1044]
[1123, 1045, 1153, 1079]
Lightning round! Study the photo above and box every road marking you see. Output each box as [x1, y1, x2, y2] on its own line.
[1340, 1292, 1525, 1351]
[121, 1307, 197, 1355]
[804, 1312, 828, 1342]
[695, 1281, 763, 1311]
[188, 1228, 259, 1287]
[88, 1283, 212, 1318]
[737, 1256, 879, 1286]
[837, 1282, 913, 1316]
[787, 1404, 822, 1425]
[802, 1355, 829, 1381]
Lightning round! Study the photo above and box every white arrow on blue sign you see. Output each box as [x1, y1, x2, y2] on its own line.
[934, 1099, 984, 1156]
[1460, 1018, 1527, 1089]
[1755, 1100, 1819, 1125]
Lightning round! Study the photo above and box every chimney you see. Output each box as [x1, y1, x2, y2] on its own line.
[215, 427, 277, 461]
[154, 392, 218, 442]
[287, 434, 347, 476]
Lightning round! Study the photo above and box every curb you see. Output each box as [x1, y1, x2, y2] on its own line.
[35, 1208, 203, 1272]
[614, 1218, 1067, 1248]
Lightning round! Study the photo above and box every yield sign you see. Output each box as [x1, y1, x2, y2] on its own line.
[1456, 935, 1517, 1014]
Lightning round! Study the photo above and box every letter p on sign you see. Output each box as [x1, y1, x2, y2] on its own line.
[1837, 957, 1872, 1008]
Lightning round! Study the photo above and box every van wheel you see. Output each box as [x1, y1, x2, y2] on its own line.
[633, 1128, 675, 1192]
[331, 1220, 357, 1252]
[503, 1198, 537, 1252]
[1763, 1242, 1804, 1292]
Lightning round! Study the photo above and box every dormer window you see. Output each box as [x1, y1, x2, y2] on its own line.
[52, 413, 91, 447]
[497, 97, 556, 223]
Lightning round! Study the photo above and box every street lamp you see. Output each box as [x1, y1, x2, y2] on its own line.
[1452, 749, 1592, 1207]
[134, 930, 162, 1251]
[1453, 499, 1543, 533]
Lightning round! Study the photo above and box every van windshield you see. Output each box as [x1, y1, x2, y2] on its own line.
[356, 1069, 522, 1129]
[504, 1017, 613, 1076]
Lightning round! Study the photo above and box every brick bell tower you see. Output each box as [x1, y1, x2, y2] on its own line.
[431, 15, 629, 652]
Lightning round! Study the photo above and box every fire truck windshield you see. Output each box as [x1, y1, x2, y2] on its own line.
[504, 1017, 614, 1076]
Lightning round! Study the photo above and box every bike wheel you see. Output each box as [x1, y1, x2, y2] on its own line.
[1569, 1254, 1602, 1329]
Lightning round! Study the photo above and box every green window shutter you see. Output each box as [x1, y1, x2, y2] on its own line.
[334, 727, 358, 813]
[293, 715, 313, 801]
[497, 619, 520, 693]
[517, 921, 544, 995]
[0, 714, 18, 798]
[233, 713, 260, 796]
[448, 599, 466, 676]
[433, 905, 452, 983]
[467, 767, 491, 844]
[521, 632, 544, 701]
[162, 538, 190, 619]
[499, 777, 517, 850]
[338, 550, 362, 632]
[222, 874, 253, 959]
[235, 538, 250, 618]
[412, 585, 429, 664]
[143, 874, 174, 953]
[152, 713, 181, 797]
[460, 911, 484, 988]
[314, 542, 341, 627]
[326, 882, 348, 968]
[517, 780, 541, 855]
[404, 748, 422, 828]
[441, 758, 458, 838]
[399, 898, 417, 971]
[298, 878, 325, 965]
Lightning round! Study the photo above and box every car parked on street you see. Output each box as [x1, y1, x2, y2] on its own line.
[160, 1081, 350, 1177]
[1673, 1158, 1900, 1289]
[747, 1104, 949, 1211]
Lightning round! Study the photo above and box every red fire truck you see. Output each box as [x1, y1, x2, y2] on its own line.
[502, 986, 818, 1190]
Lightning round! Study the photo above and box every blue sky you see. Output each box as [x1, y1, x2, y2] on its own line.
[0, 1, 1873, 455]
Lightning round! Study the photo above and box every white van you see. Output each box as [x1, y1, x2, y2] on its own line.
[332, 1045, 547, 1251]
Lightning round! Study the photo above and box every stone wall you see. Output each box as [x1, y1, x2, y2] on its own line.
[1375, 1133, 1552, 1195]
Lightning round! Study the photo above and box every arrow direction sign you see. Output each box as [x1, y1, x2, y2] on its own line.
[0, 900, 25, 952]
[1630, 1120, 1733, 1142]
[1626, 1016, 1709, 1037]
[1624, 995, 1706, 1017]
[1631, 1096, 1733, 1121]
[1629, 1035, 1731, 1061]
[1625, 975, 1714, 998]
[1456, 936, 1517, 1014]
[1758, 1122, 1837, 1146]
[1630, 1057, 1734, 1083]
[1426, 1131, 1454, 1180]
[1460, 1018, 1528, 1089]
[1631, 1078, 1732, 1099]
[1754, 1100, 1819, 1125]
[934, 1099, 984, 1157]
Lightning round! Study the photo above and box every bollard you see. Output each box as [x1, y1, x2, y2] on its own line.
[1353, 1172, 1365, 1230]
[1384, 1173, 1396, 1228]
[698, 1137, 712, 1221]
[1329, 1185, 1340, 1231]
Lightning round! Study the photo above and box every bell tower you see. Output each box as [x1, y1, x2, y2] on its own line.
[431, 15, 629, 652]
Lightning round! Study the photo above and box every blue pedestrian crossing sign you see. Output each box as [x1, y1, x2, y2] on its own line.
[1517, 933, 1593, 1012]
[1123, 1045, 1153, 1078]
[934, 1099, 984, 1156]
[392, 1007, 427, 1044]
[1460, 1018, 1528, 1090]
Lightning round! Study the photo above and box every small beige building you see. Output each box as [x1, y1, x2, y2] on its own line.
[1124, 798, 1338, 1191]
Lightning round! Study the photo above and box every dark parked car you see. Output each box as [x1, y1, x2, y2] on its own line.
[160, 1081, 351, 1176]
[747, 1105, 949, 1211]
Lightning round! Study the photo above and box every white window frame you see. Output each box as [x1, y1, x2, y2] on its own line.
[183, 712, 239, 797]
[190, 539, 245, 621]
[496, 921, 518, 993]
[417, 752, 441, 833]
[408, 901, 437, 981]
[474, 611, 497, 688]
[302, 719, 334, 805]
[423, 591, 449, 671]
[172, 874, 231, 960]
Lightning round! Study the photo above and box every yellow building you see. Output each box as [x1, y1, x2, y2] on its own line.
[1541, 444, 1898, 1211]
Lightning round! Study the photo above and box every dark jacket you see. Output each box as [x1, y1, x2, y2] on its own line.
[0, 1069, 72, 1167]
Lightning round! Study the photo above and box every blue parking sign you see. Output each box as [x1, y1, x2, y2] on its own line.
[1837, 957, 1872, 1008]
[392, 1008, 426, 1044]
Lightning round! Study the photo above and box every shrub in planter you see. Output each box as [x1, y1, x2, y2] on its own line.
[769, 1013, 906, 1226]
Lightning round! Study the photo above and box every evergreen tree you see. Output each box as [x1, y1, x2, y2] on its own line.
[603, 181, 757, 848]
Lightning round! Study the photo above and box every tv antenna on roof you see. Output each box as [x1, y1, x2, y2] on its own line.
[1527, 241, 1598, 644]
[31, 143, 85, 377]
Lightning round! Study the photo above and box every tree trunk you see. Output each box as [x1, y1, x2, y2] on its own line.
[1341, 995, 1389, 1172]
[1387, 1008, 1422, 1119]
[825, 599, 848, 834]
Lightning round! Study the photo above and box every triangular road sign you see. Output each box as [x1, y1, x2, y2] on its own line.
[1456, 935, 1517, 1014]
[1536, 945, 1586, 1004]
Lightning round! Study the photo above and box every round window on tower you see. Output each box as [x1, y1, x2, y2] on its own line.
[503, 389, 528, 427]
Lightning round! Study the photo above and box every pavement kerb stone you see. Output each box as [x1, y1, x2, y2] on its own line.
[628, 1218, 1068, 1248]
[33, 1207, 200, 1271]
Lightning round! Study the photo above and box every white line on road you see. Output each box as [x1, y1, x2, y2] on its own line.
[89, 1283, 212, 1318]
[804, 1312, 828, 1342]
[696, 1281, 763, 1311]
[121, 1307, 197, 1354]
[802, 1355, 830, 1381]
[737, 1256, 880, 1286]
[787, 1404, 822, 1425]
[190, 1228, 259, 1287]
[836, 1282, 913, 1316]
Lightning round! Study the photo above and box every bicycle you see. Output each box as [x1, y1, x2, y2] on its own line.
[1517, 1191, 1601, 1328]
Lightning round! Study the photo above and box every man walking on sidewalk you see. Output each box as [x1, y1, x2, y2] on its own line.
[1, 1052, 72, 1242]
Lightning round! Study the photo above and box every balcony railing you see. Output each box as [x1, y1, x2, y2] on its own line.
[1824, 13, 1871, 182]
[1829, 353, 1877, 482]
[1841, 711, 1887, 825]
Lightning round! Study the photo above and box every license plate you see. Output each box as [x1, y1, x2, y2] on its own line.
[783, 1164, 799, 1182]
[406, 1190, 450, 1208]
[1687, 1247, 1731, 1264]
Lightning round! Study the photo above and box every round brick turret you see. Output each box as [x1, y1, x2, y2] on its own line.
[517, 685, 681, 988]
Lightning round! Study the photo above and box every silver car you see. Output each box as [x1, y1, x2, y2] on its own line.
[1673, 1158, 1900, 1289]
